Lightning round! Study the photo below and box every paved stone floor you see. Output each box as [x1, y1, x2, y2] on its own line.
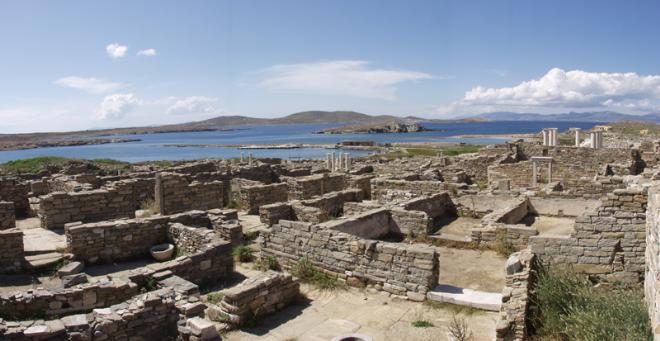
[434, 216, 481, 239]
[238, 213, 267, 233]
[16, 217, 66, 254]
[436, 246, 506, 293]
[220, 263, 498, 341]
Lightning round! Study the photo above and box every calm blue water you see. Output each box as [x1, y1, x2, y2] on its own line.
[0, 121, 599, 163]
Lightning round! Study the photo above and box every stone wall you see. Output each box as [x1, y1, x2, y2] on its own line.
[323, 209, 392, 239]
[235, 164, 279, 184]
[66, 217, 168, 263]
[0, 288, 181, 340]
[38, 180, 137, 229]
[0, 201, 16, 229]
[155, 172, 223, 215]
[645, 183, 660, 339]
[0, 177, 29, 217]
[488, 145, 644, 191]
[371, 179, 448, 203]
[238, 182, 288, 214]
[400, 192, 456, 224]
[346, 174, 373, 200]
[389, 209, 431, 236]
[496, 250, 536, 341]
[0, 278, 138, 319]
[217, 271, 300, 325]
[285, 173, 345, 200]
[259, 189, 363, 225]
[531, 187, 647, 283]
[0, 229, 24, 272]
[260, 220, 438, 299]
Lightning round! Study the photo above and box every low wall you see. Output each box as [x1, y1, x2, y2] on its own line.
[155, 172, 223, 215]
[400, 192, 456, 223]
[285, 173, 345, 200]
[0, 178, 29, 217]
[66, 217, 169, 263]
[218, 271, 300, 325]
[38, 180, 138, 229]
[496, 250, 536, 341]
[238, 182, 288, 214]
[0, 278, 138, 319]
[0, 229, 24, 272]
[346, 174, 373, 200]
[530, 187, 647, 283]
[471, 225, 538, 251]
[322, 209, 392, 239]
[0, 201, 15, 229]
[482, 197, 530, 225]
[528, 197, 600, 217]
[0, 288, 181, 340]
[259, 189, 363, 225]
[260, 220, 438, 299]
[371, 179, 448, 203]
[453, 194, 521, 218]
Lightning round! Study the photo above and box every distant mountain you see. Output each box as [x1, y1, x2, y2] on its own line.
[471, 111, 660, 123]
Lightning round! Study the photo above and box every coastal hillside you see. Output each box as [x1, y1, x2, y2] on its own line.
[472, 111, 660, 123]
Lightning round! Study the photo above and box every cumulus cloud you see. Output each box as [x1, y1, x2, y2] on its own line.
[462, 68, 660, 110]
[53, 76, 125, 94]
[96, 93, 141, 120]
[258, 60, 432, 100]
[106, 43, 128, 59]
[137, 48, 157, 57]
[167, 96, 218, 115]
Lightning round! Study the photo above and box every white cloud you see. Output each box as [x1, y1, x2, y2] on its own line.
[96, 93, 141, 120]
[106, 43, 128, 59]
[462, 68, 660, 109]
[258, 60, 432, 100]
[53, 76, 125, 94]
[167, 96, 218, 115]
[137, 48, 157, 57]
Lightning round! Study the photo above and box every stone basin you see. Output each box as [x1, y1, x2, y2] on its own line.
[150, 243, 175, 261]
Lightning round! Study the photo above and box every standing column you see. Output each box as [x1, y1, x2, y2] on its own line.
[551, 128, 559, 146]
[542, 129, 549, 146]
[240, 152, 244, 162]
[574, 128, 581, 147]
[597, 131, 603, 148]
[248, 153, 253, 166]
[326, 153, 332, 170]
[346, 154, 351, 171]
[589, 131, 596, 148]
[532, 161, 538, 187]
[330, 152, 336, 171]
[548, 161, 553, 183]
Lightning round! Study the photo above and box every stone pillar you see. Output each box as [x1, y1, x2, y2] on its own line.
[596, 131, 603, 148]
[589, 131, 598, 149]
[548, 161, 553, 183]
[574, 128, 581, 147]
[248, 153, 253, 166]
[344, 153, 350, 172]
[326, 153, 332, 170]
[532, 161, 538, 187]
[331, 152, 336, 172]
[549, 128, 558, 146]
[240, 152, 244, 162]
[542, 129, 549, 146]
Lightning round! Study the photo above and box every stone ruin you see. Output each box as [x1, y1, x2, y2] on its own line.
[2, 135, 660, 339]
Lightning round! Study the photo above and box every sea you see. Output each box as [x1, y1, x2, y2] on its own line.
[0, 121, 600, 163]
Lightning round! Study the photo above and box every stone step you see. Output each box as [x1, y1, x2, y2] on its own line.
[26, 252, 65, 269]
[427, 284, 502, 311]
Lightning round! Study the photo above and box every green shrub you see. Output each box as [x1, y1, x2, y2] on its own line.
[232, 245, 254, 262]
[139, 199, 157, 217]
[253, 256, 280, 271]
[244, 230, 260, 241]
[411, 320, 434, 328]
[292, 257, 339, 290]
[531, 265, 652, 340]
[206, 292, 224, 305]
[494, 234, 516, 257]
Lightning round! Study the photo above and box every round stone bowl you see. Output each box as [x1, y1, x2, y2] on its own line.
[331, 334, 373, 341]
[150, 243, 174, 261]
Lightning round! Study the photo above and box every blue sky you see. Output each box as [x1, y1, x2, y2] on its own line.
[2, 0, 660, 133]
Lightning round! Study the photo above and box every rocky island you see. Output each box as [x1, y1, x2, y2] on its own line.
[317, 121, 433, 134]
